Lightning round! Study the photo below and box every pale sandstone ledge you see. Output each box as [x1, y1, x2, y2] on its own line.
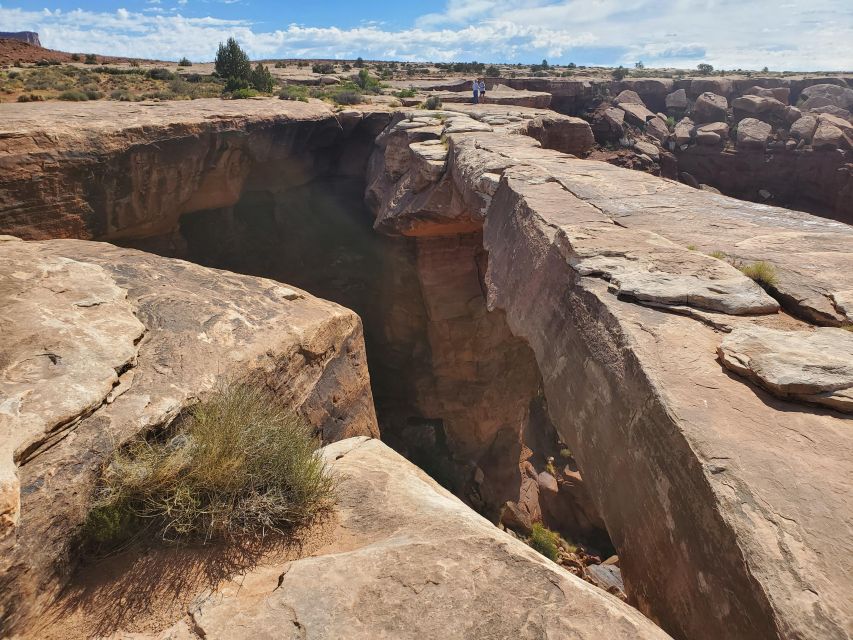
[367, 112, 853, 640]
[0, 236, 378, 630]
[103, 437, 671, 640]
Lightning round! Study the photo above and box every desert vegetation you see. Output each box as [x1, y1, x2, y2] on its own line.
[84, 383, 335, 550]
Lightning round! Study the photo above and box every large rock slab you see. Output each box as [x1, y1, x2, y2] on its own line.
[0, 237, 379, 630]
[176, 437, 672, 640]
[718, 326, 853, 412]
[368, 120, 853, 640]
[693, 92, 728, 123]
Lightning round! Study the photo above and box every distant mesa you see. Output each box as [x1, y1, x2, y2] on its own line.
[0, 31, 41, 47]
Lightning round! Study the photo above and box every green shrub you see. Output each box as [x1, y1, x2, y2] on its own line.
[178, 56, 192, 67]
[424, 95, 442, 110]
[312, 62, 335, 75]
[559, 448, 573, 459]
[612, 65, 628, 81]
[84, 53, 97, 65]
[355, 68, 380, 93]
[84, 383, 335, 547]
[147, 67, 175, 81]
[708, 250, 727, 260]
[395, 87, 416, 99]
[279, 84, 309, 101]
[70, 53, 80, 62]
[354, 57, 364, 68]
[58, 89, 89, 101]
[249, 63, 274, 93]
[332, 89, 362, 105]
[274, 61, 286, 68]
[17, 93, 43, 103]
[485, 64, 499, 77]
[84, 89, 104, 100]
[230, 87, 259, 99]
[697, 63, 714, 75]
[215, 37, 251, 83]
[738, 261, 778, 288]
[528, 523, 560, 561]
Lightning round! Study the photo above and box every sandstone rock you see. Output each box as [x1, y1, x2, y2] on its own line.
[736, 118, 772, 150]
[604, 107, 626, 131]
[665, 88, 689, 111]
[812, 122, 845, 150]
[732, 95, 787, 119]
[689, 78, 733, 98]
[182, 437, 672, 640]
[789, 114, 818, 143]
[525, 113, 595, 156]
[620, 102, 656, 126]
[674, 117, 695, 145]
[743, 85, 791, 103]
[809, 105, 851, 120]
[800, 83, 853, 112]
[695, 122, 728, 145]
[537, 471, 559, 493]
[614, 89, 645, 106]
[692, 92, 728, 124]
[818, 112, 853, 135]
[633, 140, 660, 161]
[645, 116, 669, 142]
[718, 326, 853, 412]
[782, 105, 802, 125]
[0, 238, 379, 627]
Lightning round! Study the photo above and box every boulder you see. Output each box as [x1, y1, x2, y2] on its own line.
[800, 83, 853, 112]
[736, 118, 772, 150]
[732, 95, 787, 119]
[177, 438, 673, 640]
[693, 92, 728, 124]
[674, 117, 695, 146]
[620, 102, 656, 126]
[614, 89, 645, 106]
[645, 116, 670, 142]
[789, 115, 818, 143]
[695, 122, 729, 145]
[782, 105, 802, 125]
[604, 107, 626, 130]
[810, 105, 852, 120]
[689, 78, 733, 98]
[525, 113, 595, 156]
[634, 140, 660, 161]
[665, 88, 689, 111]
[718, 326, 853, 413]
[743, 85, 790, 103]
[812, 121, 847, 150]
[0, 236, 379, 627]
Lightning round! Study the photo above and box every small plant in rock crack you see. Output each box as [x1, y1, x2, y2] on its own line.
[83, 383, 335, 551]
[528, 523, 561, 561]
[738, 260, 778, 289]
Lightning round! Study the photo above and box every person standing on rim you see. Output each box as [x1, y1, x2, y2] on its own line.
[472, 78, 480, 104]
[479, 78, 486, 104]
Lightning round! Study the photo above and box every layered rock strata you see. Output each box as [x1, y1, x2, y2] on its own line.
[0, 236, 378, 630]
[366, 110, 853, 640]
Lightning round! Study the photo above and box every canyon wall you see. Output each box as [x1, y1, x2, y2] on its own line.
[366, 108, 852, 640]
[1, 99, 851, 639]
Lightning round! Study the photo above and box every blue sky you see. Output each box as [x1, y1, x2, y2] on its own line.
[2, 0, 852, 70]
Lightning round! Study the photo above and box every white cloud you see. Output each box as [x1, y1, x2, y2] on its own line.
[0, 1, 850, 69]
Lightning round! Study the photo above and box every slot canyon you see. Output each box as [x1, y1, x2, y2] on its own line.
[1, 96, 851, 640]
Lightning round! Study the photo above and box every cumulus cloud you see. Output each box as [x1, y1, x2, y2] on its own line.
[0, 0, 850, 69]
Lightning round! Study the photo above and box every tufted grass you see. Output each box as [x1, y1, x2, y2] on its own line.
[738, 260, 778, 288]
[85, 383, 335, 549]
[528, 523, 561, 561]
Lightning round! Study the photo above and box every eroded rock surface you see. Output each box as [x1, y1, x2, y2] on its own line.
[366, 112, 853, 640]
[168, 437, 672, 640]
[719, 326, 853, 412]
[0, 237, 378, 630]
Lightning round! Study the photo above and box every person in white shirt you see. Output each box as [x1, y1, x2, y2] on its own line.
[472, 79, 480, 104]
[479, 79, 486, 103]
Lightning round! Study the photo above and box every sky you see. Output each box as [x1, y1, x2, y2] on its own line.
[1, 0, 852, 70]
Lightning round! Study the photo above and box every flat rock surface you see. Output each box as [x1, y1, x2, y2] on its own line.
[0, 237, 378, 630]
[178, 437, 672, 640]
[719, 326, 853, 412]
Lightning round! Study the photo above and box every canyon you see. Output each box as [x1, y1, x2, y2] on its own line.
[0, 96, 851, 640]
